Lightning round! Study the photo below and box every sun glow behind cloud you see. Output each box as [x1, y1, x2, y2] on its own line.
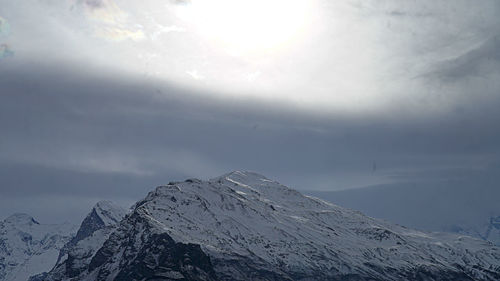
[174, 0, 314, 57]
[165, 0, 389, 113]
[3, 0, 499, 116]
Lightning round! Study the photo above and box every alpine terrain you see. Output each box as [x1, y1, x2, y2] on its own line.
[0, 213, 75, 281]
[38, 171, 500, 281]
[39, 201, 127, 281]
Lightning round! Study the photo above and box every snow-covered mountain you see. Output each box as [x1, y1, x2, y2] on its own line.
[0, 213, 76, 281]
[305, 179, 500, 246]
[42, 171, 500, 280]
[41, 201, 127, 281]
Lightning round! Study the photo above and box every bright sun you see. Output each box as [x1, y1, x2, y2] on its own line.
[175, 0, 314, 56]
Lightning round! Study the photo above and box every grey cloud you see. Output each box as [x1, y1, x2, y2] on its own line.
[434, 36, 500, 80]
[2, 60, 500, 222]
[0, 16, 10, 36]
[80, 0, 107, 9]
[2, 60, 500, 184]
[2, 0, 500, 223]
[0, 44, 14, 59]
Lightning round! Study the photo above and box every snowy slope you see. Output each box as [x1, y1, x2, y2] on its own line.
[0, 214, 76, 281]
[47, 171, 500, 280]
[305, 179, 500, 246]
[43, 201, 127, 281]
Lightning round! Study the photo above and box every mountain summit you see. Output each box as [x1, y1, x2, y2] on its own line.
[3, 213, 39, 225]
[42, 200, 127, 281]
[70, 200, 127, 243]
[42, 171, 500, 280]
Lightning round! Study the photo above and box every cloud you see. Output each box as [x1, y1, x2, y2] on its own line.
[74, 0, 145, 41]
[0, 16, 10, 36]
[186, 69, 205, 80]
[78, 0, 126, 23]
[2, 60, 500, 185]
[170, 0, 191, 5]
[150, 24, 184, 40]
[0, 16, 13, 59]
[2, 0, 500, 223]
[2, 0, 497, 114]
[0, 44, 14, 59]
[80, 0, 107, 10]
[94, 26, 144, 41]
[2, 58, 500, 222]
[433, 36, 500, 80]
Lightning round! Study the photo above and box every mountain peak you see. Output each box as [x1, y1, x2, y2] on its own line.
[92, 200, 127, 226]
[40, 172, 500, 280]
[212, 170, 272, 185]
[4, 213, 39, 225]
[224, 170, 268, 179]
[67, 200, 127, 250]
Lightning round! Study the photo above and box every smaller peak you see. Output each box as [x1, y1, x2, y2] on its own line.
[210, 171, 277, 192]
[219, 170, 269, 181]
[4, 213, 39, 225]
[72, 201, 126, 244]
[93, 200, 117, 211]
[91, 200, 127, 226]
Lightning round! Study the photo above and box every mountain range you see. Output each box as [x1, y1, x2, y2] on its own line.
[0, 213, 75, 281]
[1, 171, 500, 280]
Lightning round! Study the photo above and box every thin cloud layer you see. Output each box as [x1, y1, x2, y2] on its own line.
[0, 16, 9, 35]
[75, 0, 145, 41]
[0, 44, 13, 59]
[1, 0, 498, 113]
[1, 59, 500, 222]
[0, 16, 13, 59]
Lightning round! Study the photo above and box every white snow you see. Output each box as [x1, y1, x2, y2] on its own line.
[122, 171, 500, 278]
[93, 201, 127, 226]
[0, 214, 76, 281]
[40, 171, 500, 280]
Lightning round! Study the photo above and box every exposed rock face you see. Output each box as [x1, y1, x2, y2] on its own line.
[0, 213, 75, 281]
[45, 171, 500, 280]
[43, 201, 126, 280]
[85, 210, 217, 281]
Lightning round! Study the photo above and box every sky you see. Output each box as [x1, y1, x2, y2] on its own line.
[1, 0, 500, 223]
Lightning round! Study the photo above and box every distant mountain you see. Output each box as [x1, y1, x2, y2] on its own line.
[0, 213, 75, 281]
[42, 200, 127, 281]
[305, 179, 500, 246]
[451, 216, 500, 246]
[43, 171, 500, 281]
[486, 216, 500, 245]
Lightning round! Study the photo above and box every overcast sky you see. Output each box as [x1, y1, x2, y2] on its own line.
[1, 0, 500, 223]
